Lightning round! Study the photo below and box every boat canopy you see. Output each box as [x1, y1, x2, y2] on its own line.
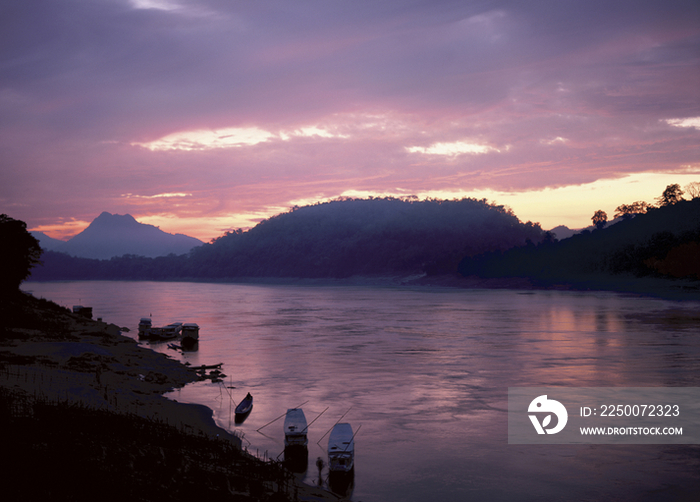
[284, 408, 308, 436]
[284, 408, 308, 447]
[328, 423, 354, 456]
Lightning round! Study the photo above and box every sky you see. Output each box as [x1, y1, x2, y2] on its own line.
[1, 0, 699, 242]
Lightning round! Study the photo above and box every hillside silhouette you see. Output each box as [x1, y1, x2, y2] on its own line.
[29, 197, 546, 280]
[458, 198, 700, 284]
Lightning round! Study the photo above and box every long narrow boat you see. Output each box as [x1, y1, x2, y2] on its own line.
[284, 408, 308, 447]
[235, 393, 253, 416]
[328, 423, 354, 472]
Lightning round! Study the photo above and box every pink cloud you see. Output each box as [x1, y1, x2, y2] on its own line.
[2, 0, 699, 240]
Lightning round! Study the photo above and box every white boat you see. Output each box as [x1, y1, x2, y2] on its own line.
[328, 423, 354, 472]
[284, 408, 308, 447]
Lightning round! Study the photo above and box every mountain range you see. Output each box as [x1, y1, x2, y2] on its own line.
[31, 212, 203, 259]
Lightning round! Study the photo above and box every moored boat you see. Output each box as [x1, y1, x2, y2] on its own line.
[235, 393, 253, 415]
[138, 319, 186, 341]
[138, 317, 152, 338]
[181, 322, 199, 347]
[284, 408, 308, 447]
[328, 423, 354, 473]
[161, 322, 183, 340]
[147, 326, 165, 339]
[284, 407, 309, 472]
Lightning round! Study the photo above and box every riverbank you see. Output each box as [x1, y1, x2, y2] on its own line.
[411, 273, 700, 301]
[0, 291, 342, 502]
[116, 272, 700, 301]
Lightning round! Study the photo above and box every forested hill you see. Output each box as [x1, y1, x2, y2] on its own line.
[189, 198, 545, 278]
[458, 198, 700, 283]
[30, 197, 546, 280]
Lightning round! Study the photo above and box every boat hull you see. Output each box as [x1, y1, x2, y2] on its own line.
[234, 396, 253, 422]
[328, 423, 355, 473]
[284, 408, 308, 447]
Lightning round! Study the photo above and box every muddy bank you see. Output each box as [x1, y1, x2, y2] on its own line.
[0, 291, 343, 502]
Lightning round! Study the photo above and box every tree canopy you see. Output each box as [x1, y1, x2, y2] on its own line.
[459, 198, 700, 283]
[592, 210, 607, 230]
[0, 214, 43, 294]
[614, 201, 652, 219]
[657, 184, 684, 206]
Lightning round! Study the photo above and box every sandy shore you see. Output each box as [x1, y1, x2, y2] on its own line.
[0, 291, 344, 502]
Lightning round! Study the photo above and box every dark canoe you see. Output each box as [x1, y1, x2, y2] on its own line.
[235, 395, 253, 416]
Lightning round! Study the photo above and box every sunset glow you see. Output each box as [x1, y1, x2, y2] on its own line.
[1, 0, 698, 242]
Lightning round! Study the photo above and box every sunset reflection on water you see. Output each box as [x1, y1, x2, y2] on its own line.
[24, 281, 700, 501]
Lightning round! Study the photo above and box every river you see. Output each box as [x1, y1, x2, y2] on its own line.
[22, 280, 700, 501]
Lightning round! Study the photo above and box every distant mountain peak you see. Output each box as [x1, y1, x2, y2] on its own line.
[90, 212, 139, 227]
[51, 212, 203, 259]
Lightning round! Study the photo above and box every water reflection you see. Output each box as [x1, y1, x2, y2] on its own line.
[23, 281, 700, 502]
[328, 469, 354, 497]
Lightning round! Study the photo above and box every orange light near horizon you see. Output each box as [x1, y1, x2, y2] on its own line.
[28, 170, 700, 243]
[29, 220, 91, 241]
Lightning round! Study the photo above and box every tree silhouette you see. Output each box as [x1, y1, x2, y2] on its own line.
[684, 181, 700, 200]
[0, 214, 43, 295]
[591, 210, 607, 230]
[614, 201, 652, 219]
[657, 184, 684, 206]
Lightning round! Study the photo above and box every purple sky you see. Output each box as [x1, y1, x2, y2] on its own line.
[2, 0, 699, 241]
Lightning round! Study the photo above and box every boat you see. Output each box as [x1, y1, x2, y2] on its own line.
[328, 423, 354, 473]
[147, 326, 164, 339]
[284, 408, 309, 472]
[181, 323, 199, 347]
[138, 317, 152, 338]
[138, 320, 183, 341]
[284, 408, 308, 447]
[234, 393, 253, 423]
[235, 393, 253, 415]
[160, 322, 183, 340]
[190, 363, 223, 371]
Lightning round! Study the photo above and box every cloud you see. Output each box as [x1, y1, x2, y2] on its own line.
[287, 126, 349, 139]
[2, 0, 699, 241]
[541, 137, 569, 145]
[129, 0, 181, 11]
[406, 141, 500, 157]
[121, 192, 193, 198]
[134, 124, 352, 151]
[665, 117, 700, 129]
[133, 128, 275, 151]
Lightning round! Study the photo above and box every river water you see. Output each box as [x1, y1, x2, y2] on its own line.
[23, 281, 700, 501]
